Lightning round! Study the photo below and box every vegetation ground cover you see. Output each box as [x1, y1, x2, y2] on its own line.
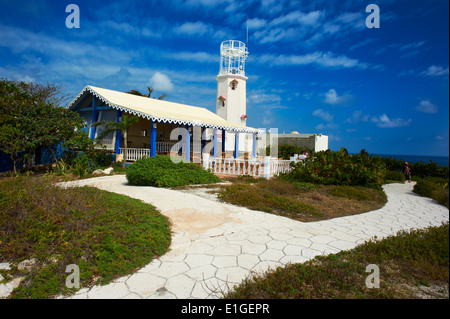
[224, 223, 449, 299]
[216, 177, 387, 222]
[0, 176, 171, 299]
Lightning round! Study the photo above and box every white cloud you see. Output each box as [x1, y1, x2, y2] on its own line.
[166, 51, 218, 63]
[247, 18, 266, 30]
[257, 52, 368, 70]
[324, 89, 353, 105]
[149, 72, 174, 92]
[174, 21, 209, 36]
[415, 100, 438, 114]
[421, 65, 449, 77]
[370, 114, 412, 128]
[247, 90, 282, 105]
[313, 109, 334, 122]
[345, 110, 370, 124]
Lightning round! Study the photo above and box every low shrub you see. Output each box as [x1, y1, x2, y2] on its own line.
[278, 144, 313, 160]
[286, 148, 386, 189]
[414, 178, 449, 208]
[385, 170, 405, 182]
[126, 155, 221, 188]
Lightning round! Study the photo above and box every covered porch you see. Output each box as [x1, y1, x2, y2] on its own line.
[68, 85, 262, 165]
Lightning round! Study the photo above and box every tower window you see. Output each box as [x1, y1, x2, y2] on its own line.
[230, 80, 238, 90]
[218, 96, 226, 107]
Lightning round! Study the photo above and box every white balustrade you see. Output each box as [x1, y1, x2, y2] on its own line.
[202, 155, 292, 178]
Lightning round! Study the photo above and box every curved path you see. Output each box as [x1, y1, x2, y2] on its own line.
[59, 176, 449, 299]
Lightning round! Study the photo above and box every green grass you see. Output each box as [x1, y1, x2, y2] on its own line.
[217, 179, 321, 220]
[328, 185, 381, 201]
[0, 176, 171, 299]
[217, 178, 387, 222]
[224, 223, 449, 299]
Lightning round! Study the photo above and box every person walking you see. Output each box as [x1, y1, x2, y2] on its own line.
[404, 162, 412, 183]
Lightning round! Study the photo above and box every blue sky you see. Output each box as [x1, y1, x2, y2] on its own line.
[0, 0, 448, 156]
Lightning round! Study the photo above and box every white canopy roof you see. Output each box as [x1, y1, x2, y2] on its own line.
[68, 85, 260, 133]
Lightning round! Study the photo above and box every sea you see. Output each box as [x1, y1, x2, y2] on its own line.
[371, 154, 449, 167]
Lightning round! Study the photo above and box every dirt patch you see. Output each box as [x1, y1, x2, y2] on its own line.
[164, 207, 242, 235]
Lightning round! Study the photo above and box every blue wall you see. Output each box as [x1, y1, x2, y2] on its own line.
[0, 147, 56, 173]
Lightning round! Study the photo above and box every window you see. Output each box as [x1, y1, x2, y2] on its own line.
[230, 80, 238, 90]
[218, 96, 226, 107]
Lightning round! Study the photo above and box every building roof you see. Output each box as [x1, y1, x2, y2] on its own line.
[68, 85, 260, 133]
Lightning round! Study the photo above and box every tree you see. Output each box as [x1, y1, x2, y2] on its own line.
[0, 78, 86, 174]
[92, 115, 140, 168]
[126, 86, 166, 100]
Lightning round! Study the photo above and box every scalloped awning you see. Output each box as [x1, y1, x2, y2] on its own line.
[68, 85, 261, 133]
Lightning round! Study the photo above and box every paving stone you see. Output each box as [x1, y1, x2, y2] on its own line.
[241, 242, 267, 255]
[283, 244, 303, 256]
[310, 235, 336, 244]
[185, 265, 217, 281]
[247, 234, 272, 245]
[216, 266, 252, 284]
[86, 282, 129, 299]
[208, 243, 241, 256]
[237, 254, 261, 270]
[266, 239, 287, 250]
[125, 273, 166, 298]
[150, 261, 190, 278]
[165, 274, 196, 299]
[184, 254, 214, 269]
[328, 240, 357, 251]
[212, 256, 237, 268]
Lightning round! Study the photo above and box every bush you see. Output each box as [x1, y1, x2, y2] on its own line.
[126, 155, 221, 188]
[278, 144, 313, 160]
[414, 178, 449, 208]
[385, 170, 405, 182]
[377, 156, 449, 179]
[286, 148, 386, 189]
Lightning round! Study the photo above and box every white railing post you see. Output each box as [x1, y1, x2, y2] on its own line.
[263, 156, 270, 179]
[203, 153, 210, 170]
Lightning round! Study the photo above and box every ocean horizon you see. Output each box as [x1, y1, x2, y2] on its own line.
[370, 153, 449, 167]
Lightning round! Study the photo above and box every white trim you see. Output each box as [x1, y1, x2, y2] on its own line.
[68, 86, 261, 134]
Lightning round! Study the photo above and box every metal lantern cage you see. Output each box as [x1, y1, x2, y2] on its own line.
[219, 40, 249, 77]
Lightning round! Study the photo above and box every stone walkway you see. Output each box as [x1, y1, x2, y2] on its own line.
[57, 176, 448, 299]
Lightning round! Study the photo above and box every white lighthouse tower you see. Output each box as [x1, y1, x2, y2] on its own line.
[216, 40, 249, 154]
[216, 40, 248, 125]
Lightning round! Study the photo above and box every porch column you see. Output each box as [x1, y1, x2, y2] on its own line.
[213, 129, 218, 158]
[150, 120, 157, 157]
[115, 110, 122, 154]
[221, 130, 226, 155]
[252, 133, 257, 158]
[90, 96, 97, 139]
[201, 127, 206, 153]
[185, 125, 191, 162]
[234, 131, 240, 158]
